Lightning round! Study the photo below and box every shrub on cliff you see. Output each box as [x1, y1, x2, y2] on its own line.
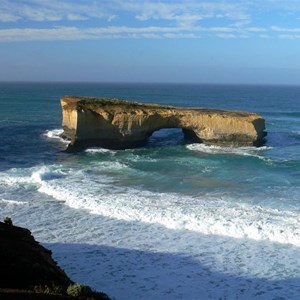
[33, 283, 64, 295]
[66, 283, 93, 297]
[3, 217, 12, 225]
[66, 283, 111, 299]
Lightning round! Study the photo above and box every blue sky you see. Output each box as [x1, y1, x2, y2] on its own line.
[1, 0, 300, 84]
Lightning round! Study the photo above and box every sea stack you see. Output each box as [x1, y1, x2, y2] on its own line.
[61, 96, 266, 150]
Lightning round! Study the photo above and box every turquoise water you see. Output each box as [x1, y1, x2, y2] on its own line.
[0, 83, 299, 299]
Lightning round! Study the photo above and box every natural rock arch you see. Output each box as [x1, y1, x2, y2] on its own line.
[61, 96, 266, 150]
[146, 128, 185, 146]
[147, 127, 201, 143]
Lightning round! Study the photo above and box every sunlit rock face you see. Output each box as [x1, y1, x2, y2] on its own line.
[61, 96, 266, 150]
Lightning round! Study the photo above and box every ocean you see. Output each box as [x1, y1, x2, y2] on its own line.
[0, 82, 299, 299]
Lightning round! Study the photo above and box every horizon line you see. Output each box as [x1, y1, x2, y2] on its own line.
[0, 80, 300, 88]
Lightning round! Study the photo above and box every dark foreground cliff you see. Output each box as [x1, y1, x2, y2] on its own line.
[0, 220, 111, 300]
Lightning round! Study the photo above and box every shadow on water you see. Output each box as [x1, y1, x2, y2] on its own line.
[45, 242, 300, 300]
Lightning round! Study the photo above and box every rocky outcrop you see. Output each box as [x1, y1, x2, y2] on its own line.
[61, 96, 266, 150]
[0, 221, 71, 291]
[0, 221, 110, 300]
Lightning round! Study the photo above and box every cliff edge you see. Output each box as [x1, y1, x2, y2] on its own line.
[61, 96, 266, 150]
[0, 220, 110, 299]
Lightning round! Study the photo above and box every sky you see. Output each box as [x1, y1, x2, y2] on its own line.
[1, 0, 300, 85]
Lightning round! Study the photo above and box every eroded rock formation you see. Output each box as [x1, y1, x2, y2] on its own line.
[61, 96, 266, 150]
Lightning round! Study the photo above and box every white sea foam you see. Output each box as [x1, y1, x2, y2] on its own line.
[0, 166, 66, 188]
[187, 143, 272, 158]
[292, 130, 300, 137]
[30, 166, 66, 183]
[33, 169, 300, 248]
[43, 129, 69, 144]
[0, 199, 28, 205]
[31, 166, 51, 183]
[0, 174, 33, 186]
[85, 147, 116, 154]
[1, 164, 299, 248]
[93, 161, 129, 171]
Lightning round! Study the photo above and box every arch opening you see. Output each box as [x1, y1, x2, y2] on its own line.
[147, 127, 202, 147]
[147, 128, 184, 147]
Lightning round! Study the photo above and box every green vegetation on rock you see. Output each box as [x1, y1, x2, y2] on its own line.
[66, 283, 93, 297]
[3, 217, 12, 225]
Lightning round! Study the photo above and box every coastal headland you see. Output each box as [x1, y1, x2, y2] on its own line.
[0, 220, 110, 299]
[61, 96, 266, 150]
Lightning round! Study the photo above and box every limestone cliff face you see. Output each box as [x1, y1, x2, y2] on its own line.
[61, 96, 266, 149]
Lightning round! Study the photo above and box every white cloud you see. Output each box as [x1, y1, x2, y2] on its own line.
[278, 34, 300, 39]
[0, 12, 20, 22]
[259, 34, 271, 39]
[0, 0, 115, 22]
[271, 25, 300, 33]
[216, 33, 236, 39]
[0, 26, 153, 41]
[200, 27, 235, 33]
[67, 14, 88, 21]
[0, 26, 219, 41]
[119, 1, 249, 27]
[2, 1, 300, 41]
[163, 33, 198, 39]
[252, 0, 300, 12]
[0, 24, 270, 42]
[246, 27, 268, 33]
[0, 1, 252, 26]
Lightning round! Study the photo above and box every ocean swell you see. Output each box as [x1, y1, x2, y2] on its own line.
[21, 166, 299, 248]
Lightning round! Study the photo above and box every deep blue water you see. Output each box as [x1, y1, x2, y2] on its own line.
[0, 82, 299, 299]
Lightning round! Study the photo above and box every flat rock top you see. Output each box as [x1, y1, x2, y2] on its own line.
[61, 96, 259, 118]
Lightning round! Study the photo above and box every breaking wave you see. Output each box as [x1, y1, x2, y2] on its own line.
[20, 166, 298, 248]
[85, 147, 116, 154]
[43, 129, 69, 144]
[0, 199, 28, 205]
[187, 143, 272, 158]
